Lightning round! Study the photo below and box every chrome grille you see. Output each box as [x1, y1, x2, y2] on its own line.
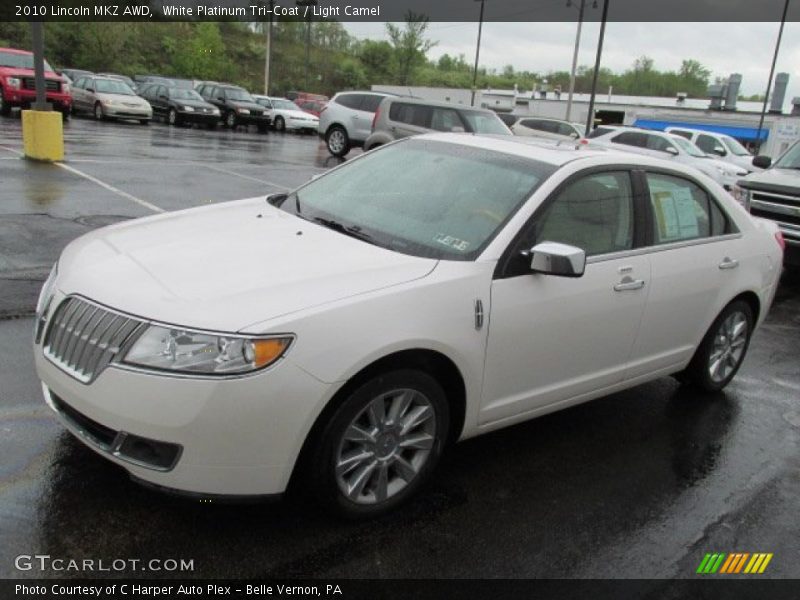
[43, 297, 143, 383]
[22, 77, 61, 92]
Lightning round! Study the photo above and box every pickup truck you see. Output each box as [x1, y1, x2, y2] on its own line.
[0, 47, 71, 118]
[735, 141, 800, 267]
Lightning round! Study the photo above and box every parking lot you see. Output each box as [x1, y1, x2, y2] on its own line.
[1, 115, 799, 580]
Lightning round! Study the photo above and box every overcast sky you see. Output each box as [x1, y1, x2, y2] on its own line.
[344, 22, 800, 100]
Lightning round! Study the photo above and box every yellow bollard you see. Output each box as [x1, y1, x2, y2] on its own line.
[22, 110, 64, 162]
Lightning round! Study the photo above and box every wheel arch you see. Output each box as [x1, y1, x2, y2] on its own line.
[288, 347, 467, 490]
[729, 290, 761, 325]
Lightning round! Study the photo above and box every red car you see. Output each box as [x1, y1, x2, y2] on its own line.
[0, 47, 71, 118]
[298, 100, 326, 118]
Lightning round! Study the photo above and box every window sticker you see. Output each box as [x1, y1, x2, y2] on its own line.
[651, 186, 699, 241]
[433, 233, 471, 252]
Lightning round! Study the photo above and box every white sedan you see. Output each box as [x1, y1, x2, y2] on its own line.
[253, 95, 319, 133]
[34, 134, 783, 517]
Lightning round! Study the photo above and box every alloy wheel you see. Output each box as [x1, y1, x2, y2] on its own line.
[335, 388, 436, 505]
[708, 311, 748, 383]
[168, 109, 177, 125]
[328, 129, 346, 154]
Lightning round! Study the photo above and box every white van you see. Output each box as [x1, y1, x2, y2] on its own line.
[665, 127, 759, 172]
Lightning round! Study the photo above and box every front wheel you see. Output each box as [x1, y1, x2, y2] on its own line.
[682, 300, 754, 392]
[274, 116, 285, 132]
[0, 90, 11, 116]
[167, 108, 179, 126]
[225, 111, 237, 128]
[94, 102, 105, 121]
[307, 369, 449, 519]
[326, 125, 350, 157]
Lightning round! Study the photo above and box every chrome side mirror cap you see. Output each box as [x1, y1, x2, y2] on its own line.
[527, 242, 586, 278]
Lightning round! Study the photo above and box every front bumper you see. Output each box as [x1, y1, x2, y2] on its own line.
[5, 88, 71, 111]
[34, 313, 331, 497]
[103, 104, 152, 119]
[234, 113, 270, 126]
[179, 110, 220, 125]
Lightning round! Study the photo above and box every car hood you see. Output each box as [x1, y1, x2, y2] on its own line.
[0, 66, 61, 80]
[230, 100, 264, 111]
[174, 98, 215, 109]
[97, 92, 148, 104]
[278, 109, 318, 120]
[55, 198, 438, 332]
[740, 166, 800, 188]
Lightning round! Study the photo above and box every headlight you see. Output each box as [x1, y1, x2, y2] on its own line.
[237, 108, 250, 115]
[732, 184, 751, 209]
[211, 108, 220, 115]
[62, 82, 70, 94]
[180, 105, 194, 112]
[34, 263, 58, 344]
[122, 325, 292, 375]
[102, 98, 116, 106]
[7, 77, 21, 89]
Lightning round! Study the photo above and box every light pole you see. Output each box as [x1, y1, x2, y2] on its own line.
[264, 1, 274, 95]
[471, 0, 486, 107]
[755, 0, 790, 153]
[565, 0, 597, 122]
[296, 0, 317, 90]
[584, 0, 609, 136]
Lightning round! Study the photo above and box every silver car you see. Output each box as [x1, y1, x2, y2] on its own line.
[71, 75, 152, 124]
[318, 91, 395, 157]
[363, 97, 512, 151]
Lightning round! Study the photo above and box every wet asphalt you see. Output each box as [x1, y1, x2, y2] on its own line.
[0, 115, 798, 580]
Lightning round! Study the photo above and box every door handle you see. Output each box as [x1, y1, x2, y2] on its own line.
[614, 276, 645, 292]
[718, 257, 739, 270]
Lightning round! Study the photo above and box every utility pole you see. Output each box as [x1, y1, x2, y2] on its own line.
[584, 0, 609, 136]
[31, 22, 49, 110]
[565, 0, 585, 122]
[264, 2, 273, 95]
[471, 0, 486, 107]
[755, 0, 790, 153]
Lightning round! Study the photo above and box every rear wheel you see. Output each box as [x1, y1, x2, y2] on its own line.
[307, 369, 449, 519]
[682, 300, 754, 392]
[326, 125, 350, 157]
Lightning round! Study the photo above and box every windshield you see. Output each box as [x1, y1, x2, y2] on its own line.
[460, 111, 512, 135]
[282, 139, 554, 260]
[171, 89, 203, 101]
[225, 88, 253, 102]
[95, 79, 135, 95]
[0, 51, 52, 71]
[774, 142, 800, 169]
[274, 99, 301, 111]
[672, 136, 706, 157]
[721, 135, 751, 156]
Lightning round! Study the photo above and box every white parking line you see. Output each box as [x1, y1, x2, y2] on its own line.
[0, 145, 23, 156]
[56, 163, 164, 214]
[204, 164, 290, 190]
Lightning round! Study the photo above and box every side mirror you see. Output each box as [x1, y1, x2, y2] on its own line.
[526, 242, 586, 278]
[664, 146, 679, 156]
[217, 96, 225, 102]
[86, 87, 94, 93]
[752, 155, 772, 169]
[265, 193, 287, 207]
[712, 145, 727, 156]
[159, 95, 168, 100]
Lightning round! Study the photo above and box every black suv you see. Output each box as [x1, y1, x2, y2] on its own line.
[196, 83, 270, 132]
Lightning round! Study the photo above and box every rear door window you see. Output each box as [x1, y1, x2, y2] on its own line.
[389, 102, 430, 127]
[336, 94, 363, 110]
[430, 108, 463, 131]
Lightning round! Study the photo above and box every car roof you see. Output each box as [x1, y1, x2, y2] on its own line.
[383, 96, 496, 114]
[666, 126, 726, 136]
[0, 47, 32, 55]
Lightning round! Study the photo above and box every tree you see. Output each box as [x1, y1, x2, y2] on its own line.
[166, 23, 229, 81]
[385, 12, 436, 85]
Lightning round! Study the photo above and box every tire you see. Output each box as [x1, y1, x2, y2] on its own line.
[307, 369, 449, 519]
[274, 116, 285, 132]
[326, 125, 350, 157]
[681, 300, 754, 392]
[139, 119, 149, 125]
[0, 89, 10, 117]
[225, 111, 237, 129]
[94, 102, 104, 121]
[60, 109, 70, 121]
[167, 108, 179, 127]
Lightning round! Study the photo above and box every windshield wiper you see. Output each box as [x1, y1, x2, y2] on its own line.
[311, 217, 378, 245]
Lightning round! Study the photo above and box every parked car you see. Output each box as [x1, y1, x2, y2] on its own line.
[318, 90, 396, 157]
[298, 99, 326, 118]
[59, 68, 92, 83]
[71, 75, 152, 124]
[286, 91, 329, 105]
[588, 126, 748, 190]
[665, 126, 759, 172]
[734, 140, 800, 266]
[97, 73, 137, 93]
[364, 97, 511, 150]
[509, 117, 584, 141]
[252, 95, 318, 133]
[196, 83, 270, 131]
[139, 84, 220, 127]
[0, 47, 72, 118]
[34, 133, 782, 518]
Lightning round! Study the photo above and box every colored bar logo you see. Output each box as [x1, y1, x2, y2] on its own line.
[697, 552, 773, 574]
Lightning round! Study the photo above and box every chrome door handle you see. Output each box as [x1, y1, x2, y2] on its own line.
[719, 257, 739, 270]
[614, 276, 645, 292]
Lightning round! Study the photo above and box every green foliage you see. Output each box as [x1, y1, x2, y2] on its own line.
[0, 22, 713, 101]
